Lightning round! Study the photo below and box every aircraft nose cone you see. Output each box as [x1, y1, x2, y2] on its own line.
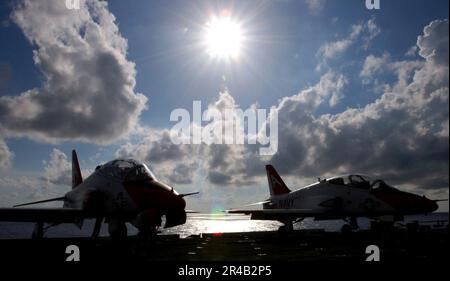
[430, 200, 439, 213]
[422, 197, 439, 213]
[178, 196, 187, 210]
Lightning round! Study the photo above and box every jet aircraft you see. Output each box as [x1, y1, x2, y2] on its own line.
[229, 165, 444, 232]
[0, 150, 198, 239]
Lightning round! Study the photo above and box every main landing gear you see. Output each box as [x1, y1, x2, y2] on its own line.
[31, 222, 44, 239]
[278, 218, 304, 234]
[108, 219, 128, 241]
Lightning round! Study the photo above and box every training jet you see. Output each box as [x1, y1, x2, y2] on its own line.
[229, 165, 445, 232]
[0, 150, 198, 239]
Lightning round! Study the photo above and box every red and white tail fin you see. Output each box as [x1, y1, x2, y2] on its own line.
[72, 150, 83, 189]
[266, 165, 291, 196]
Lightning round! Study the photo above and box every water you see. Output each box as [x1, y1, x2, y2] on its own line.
[0, 213, 447, 239]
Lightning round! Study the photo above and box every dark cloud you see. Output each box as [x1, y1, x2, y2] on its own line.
[0, 0, 147, 143]
[208, 171, 232, 185]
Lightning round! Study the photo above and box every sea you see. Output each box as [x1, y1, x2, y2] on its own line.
[0, 213, 448, 239]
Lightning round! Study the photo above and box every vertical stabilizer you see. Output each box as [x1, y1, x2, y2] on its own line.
[72, 150, 83, 189]
[266, 165, 291, 196]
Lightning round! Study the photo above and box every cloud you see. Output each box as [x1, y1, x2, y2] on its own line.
[405, 46, 418, 57]
[271, 19, 449, 192]
[417, 19, 449, 66]
[305, 0, 326, 14]
[360, 53, 424, 93]
[116, 130, 200, 185]
[0, 0, 147, 144]
[360, 53, 390, 78]
[317, 18, 381, 69]
[115, 72, 347, 187]
[0, 138, 14, 170]
[42, 148, 71, 186]
[0, 148, 82, 207]
[116, 19, 447, 208]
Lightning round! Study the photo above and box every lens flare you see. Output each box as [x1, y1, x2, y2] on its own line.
[204, 15, 243, 60]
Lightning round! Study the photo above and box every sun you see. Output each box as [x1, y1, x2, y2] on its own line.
[204, 15, 243, 60]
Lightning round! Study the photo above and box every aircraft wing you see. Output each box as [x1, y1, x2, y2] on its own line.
[0, 208, 94, 223]
[227, 208, 323, 220]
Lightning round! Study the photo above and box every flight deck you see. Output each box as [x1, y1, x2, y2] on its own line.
[0, 227, 447, 262]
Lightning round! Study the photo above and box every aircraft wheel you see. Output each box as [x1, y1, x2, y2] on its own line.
[31, 222, 44, 239]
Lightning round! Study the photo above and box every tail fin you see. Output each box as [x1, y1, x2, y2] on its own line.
[266, 165, 291, 196]
[72, 150, 83, 189]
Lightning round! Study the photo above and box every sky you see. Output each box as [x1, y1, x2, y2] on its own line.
[0, 0, 448, 212]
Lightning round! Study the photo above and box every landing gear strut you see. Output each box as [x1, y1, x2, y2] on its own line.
[278, 220, 294, 234]
[31, 222, 44, 239]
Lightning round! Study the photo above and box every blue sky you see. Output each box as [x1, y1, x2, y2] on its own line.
[0, 0, 448, 211]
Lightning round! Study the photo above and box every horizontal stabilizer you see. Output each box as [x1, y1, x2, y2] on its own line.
[433, 199, 449, 202]
[244, 200, 272, 207]
[179, 192, 200, 198]
[13, 196, 66, 207]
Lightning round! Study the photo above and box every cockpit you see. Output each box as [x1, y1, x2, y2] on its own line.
[96, 159, 157, 182]
[327, 174, 398, 192]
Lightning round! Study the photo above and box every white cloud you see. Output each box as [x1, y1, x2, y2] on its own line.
[42, 148, 71, 186]
[360, 53, 390, 77]
[405, 46, 418, 57]
[119, 19, 448, 201]
[0, 0, 147, 144]
[305, 0, 326, 14]
[317, 18, 381, 70]
[115, 72, 347, 187]
[417, 19, 449, 66]
[360, 52, 424, 94]
[0, 138, 13, 170]
[271, 19, 449, 193]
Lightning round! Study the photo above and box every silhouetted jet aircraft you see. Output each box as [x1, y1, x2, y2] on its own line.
[0, 150, 198, 239]
[229, 165, 445, 232]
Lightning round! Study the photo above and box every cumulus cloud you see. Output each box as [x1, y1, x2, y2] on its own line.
[116, 71, 347, 187]
[42, 148, 71, 186]
[116, 19, 448, 206]
[317, 18, 380, 69]
[0, 0, 147, 143]
[360, 53, 424, 93]
[0, 148, 86, 207]
[0, 138, 14, 170]
[417, 19, 449, 66]
[271, 19, 449, 192]
[116, 130, 200, 185]
[305, 0, 326, 14]
[360, 53, 390, 78]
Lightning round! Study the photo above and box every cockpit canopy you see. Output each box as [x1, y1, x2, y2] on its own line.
[96, 159, 157, 182]
[327, 174, 398, 191]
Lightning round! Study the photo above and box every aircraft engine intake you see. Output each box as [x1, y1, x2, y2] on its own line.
[164, 210, 187, 228]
